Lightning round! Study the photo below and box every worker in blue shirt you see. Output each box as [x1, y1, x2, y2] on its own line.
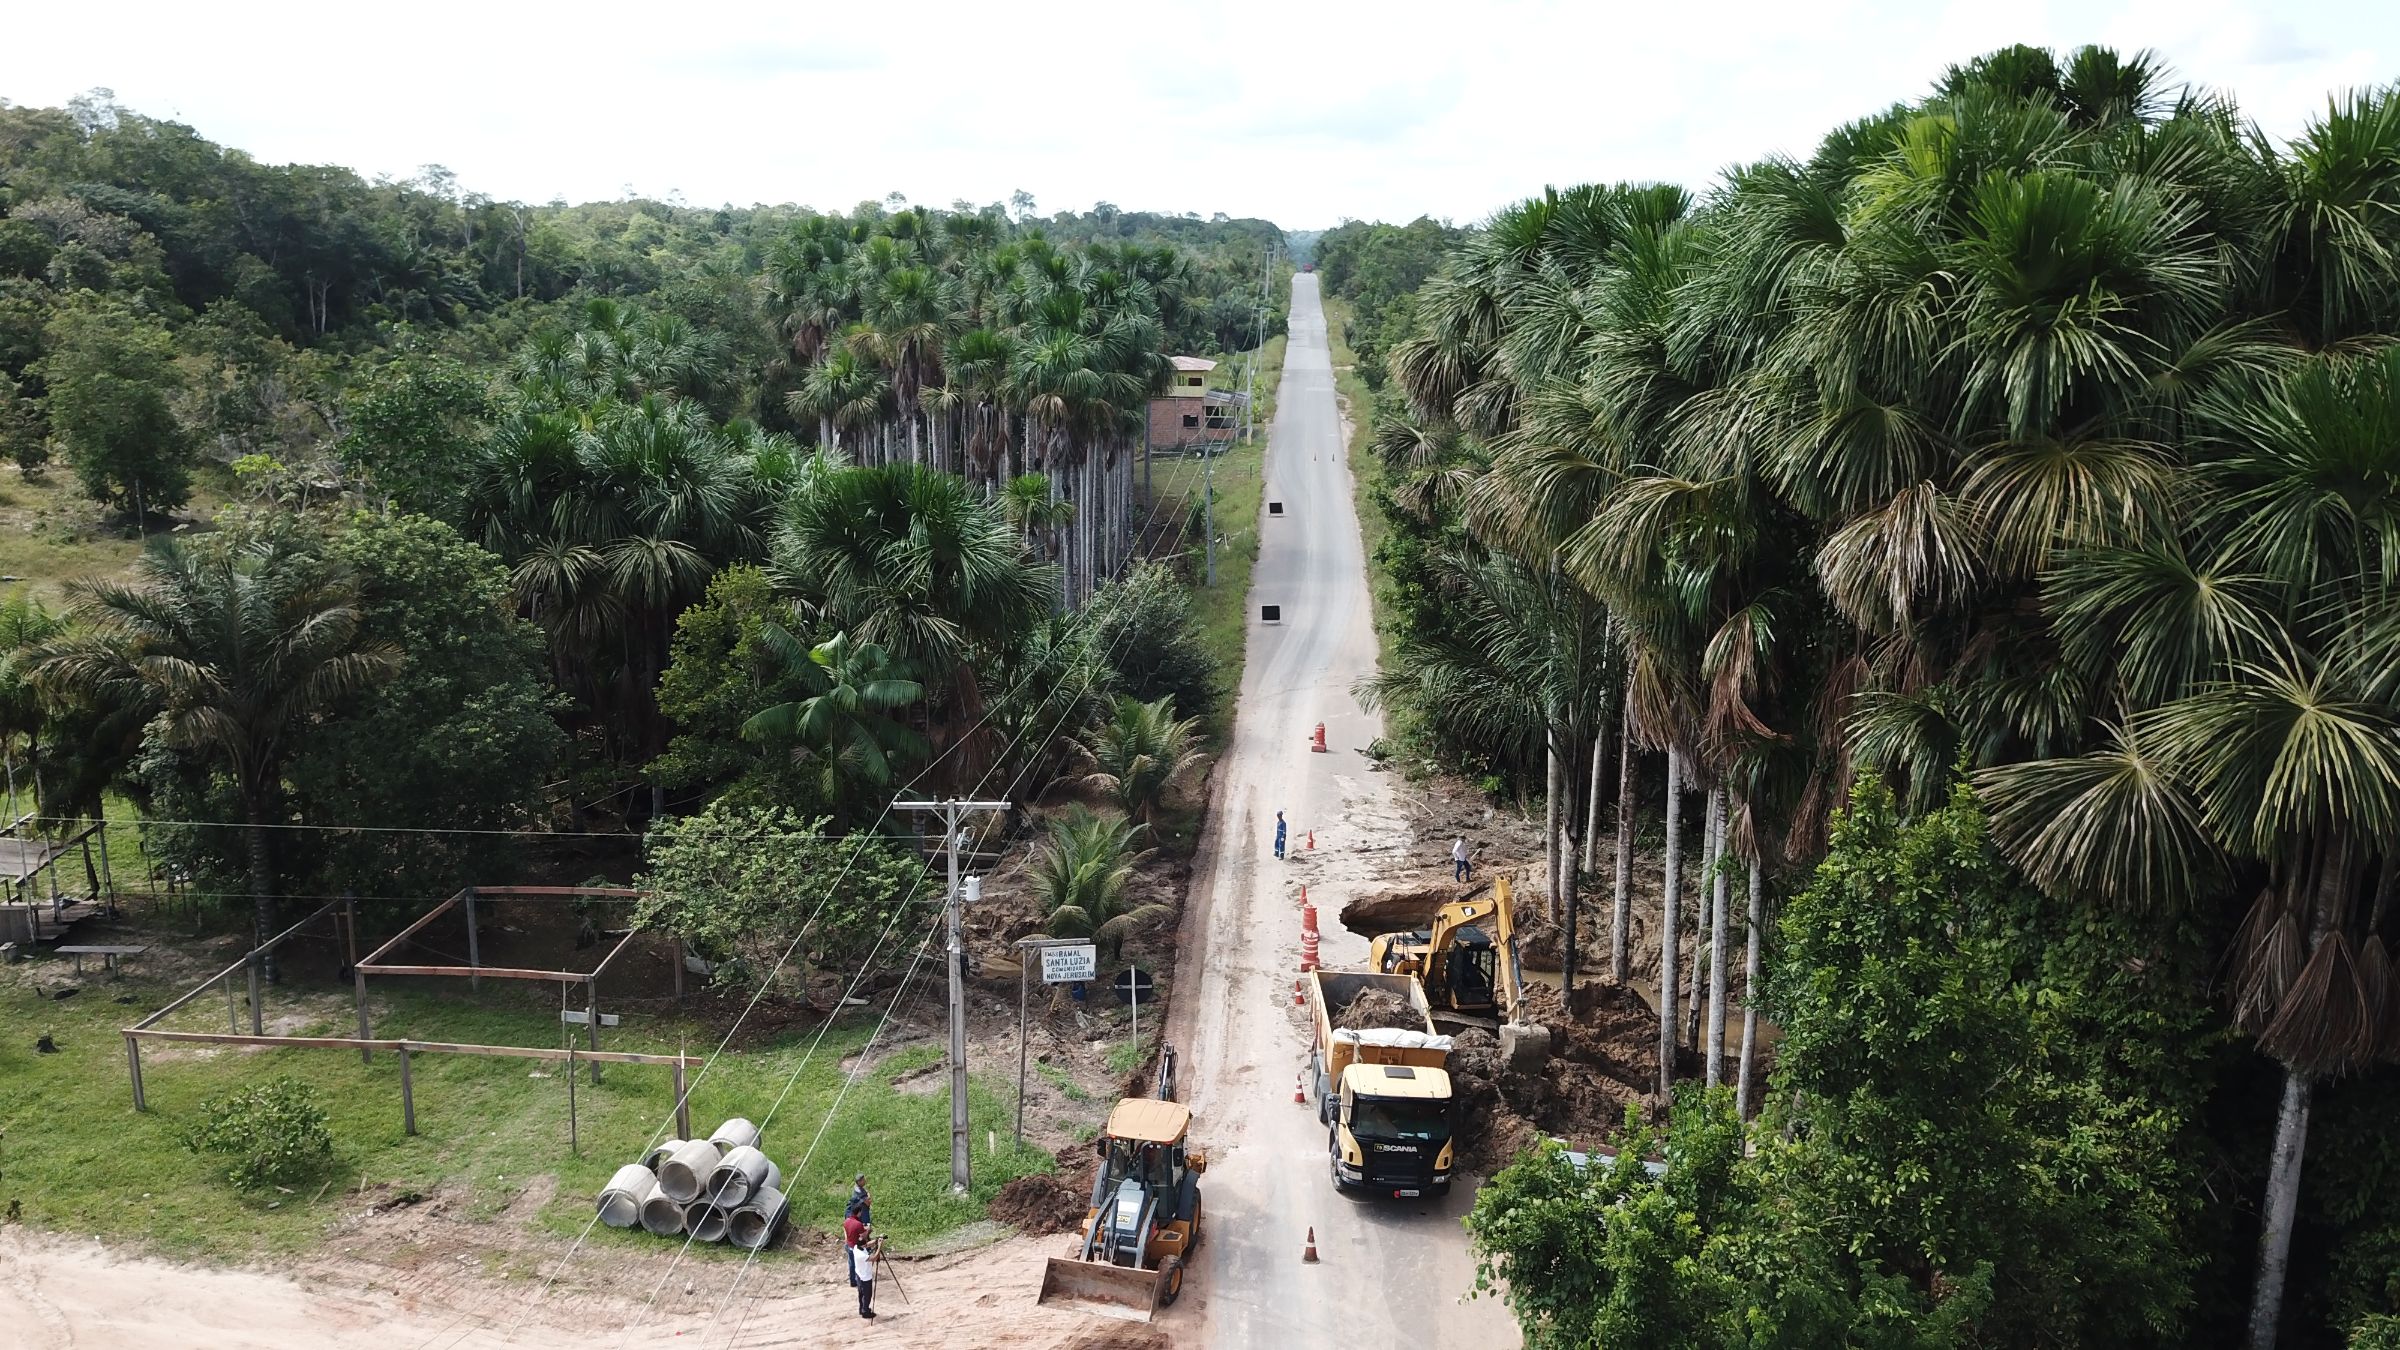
[1275, 810, 1288, 860]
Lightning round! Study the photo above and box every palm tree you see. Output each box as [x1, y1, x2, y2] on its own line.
[1079, 695, 1204, 825]
[0, 591, 66, 821]
[1979, 345, 2400, 1349]
[741, 627, 925, 805]
[1029, 805, 1169, 962]
[33, 533, 398, 978]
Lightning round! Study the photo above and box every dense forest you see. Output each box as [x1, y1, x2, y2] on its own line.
[1327, 45, 2400, 1350]
[0, 92, 1269, 974]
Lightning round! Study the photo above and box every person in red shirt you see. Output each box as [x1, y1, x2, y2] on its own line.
[842, 1213, 867, 1287]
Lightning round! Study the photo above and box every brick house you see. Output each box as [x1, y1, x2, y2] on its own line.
[1146, 356, 1242, 453]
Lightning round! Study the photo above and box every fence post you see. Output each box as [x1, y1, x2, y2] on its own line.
[463, 887, 480, 993]
[673, 1054, 691, 1141]
[125, 1033, 145, 1112]
[398, 1045, 416, 1136]
[225, 972, 238, 1034]
[566, 1043, 578, 1155]
[247, 953, 263, 1036]
[585, 976, 601, 1086]
[349, 895, 371, 1064]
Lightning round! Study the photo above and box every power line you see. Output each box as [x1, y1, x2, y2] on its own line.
[483, 460, 1203, 1347]
[691, 485, 1206, 1346]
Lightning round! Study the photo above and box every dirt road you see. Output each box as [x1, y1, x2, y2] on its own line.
[0, 1226, 1143, 1349]
[1163, 274, 1522, 1348]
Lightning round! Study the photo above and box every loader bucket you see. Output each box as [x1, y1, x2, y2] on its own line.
[1036, 1257, 1164, 1322]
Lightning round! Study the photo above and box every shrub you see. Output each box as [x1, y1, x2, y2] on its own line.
[180, 1077, 334, 1190]
[1084, 560, 1217, 718]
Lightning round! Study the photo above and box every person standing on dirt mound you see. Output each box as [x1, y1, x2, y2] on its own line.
[848, 1173, 871, 1224]
[1275, 811, 1287, 860]
[843, 1210, 866, 1287]
[1453, 837, 1472, 882]
[851, 1225, 883, 1319]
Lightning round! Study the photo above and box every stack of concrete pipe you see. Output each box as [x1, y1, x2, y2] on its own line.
[593, 1120, 790, 1249]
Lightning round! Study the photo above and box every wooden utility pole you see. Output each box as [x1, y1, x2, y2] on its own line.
[894, 798, 1011, 1195]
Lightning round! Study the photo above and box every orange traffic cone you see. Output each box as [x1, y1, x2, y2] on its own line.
[1311, 723, 1329, 753]
[1307, 830, 1316, 850]
[1294, 1072, 1307, 1104]
[1293, 979, 1305, 1006]
[1298, 883, 1308, 908]
[1303, 1226, 1320, 1263]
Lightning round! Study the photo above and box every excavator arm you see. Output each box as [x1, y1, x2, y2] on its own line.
[1489, 875, 1525, 1028]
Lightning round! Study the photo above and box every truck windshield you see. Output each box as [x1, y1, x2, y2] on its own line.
[1350, 1097, 1451, 1142]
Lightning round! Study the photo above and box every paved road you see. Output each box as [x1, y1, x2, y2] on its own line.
[1163, 274, 1522, 1348]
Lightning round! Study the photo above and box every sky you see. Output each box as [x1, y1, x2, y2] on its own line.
[4, 0, 2396, 231]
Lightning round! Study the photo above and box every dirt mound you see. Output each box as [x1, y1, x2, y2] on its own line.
[1451, 982, 1665, 1172]
[988, 1172, 1089, 1234]
[1337, 883, 1463, 939]
[1332, 987, 1419, 1032]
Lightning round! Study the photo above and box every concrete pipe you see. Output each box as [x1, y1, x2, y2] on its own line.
[642, 1139, 685, 1173]
[685, 1199, 731, 1243]
[597, 1164, 657, 1228]
[707, 1145, 773, 1207]
[638, 1189, 687, 1237]
[729, 1186, 789, 1252]
[656, 1139, 723, 1204]
[707, 1117, 761, 1153]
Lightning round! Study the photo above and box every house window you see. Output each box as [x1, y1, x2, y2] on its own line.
[1182, 414, 1199, 428]
[1184, 375, 1204, 387]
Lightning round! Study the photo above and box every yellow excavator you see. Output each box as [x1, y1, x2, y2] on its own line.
[1035, 1092, 1206, 1322]
[1368, 876, 1551, 1060]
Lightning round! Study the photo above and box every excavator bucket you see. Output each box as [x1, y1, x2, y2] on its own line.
[1036, 1256, 1165, 1322]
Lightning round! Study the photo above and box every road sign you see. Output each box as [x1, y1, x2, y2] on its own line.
[1038, 942, 1097, 985]
[1112, 967, 1154, 1005]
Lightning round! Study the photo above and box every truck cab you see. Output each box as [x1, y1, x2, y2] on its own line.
[1329, 1062, 1455, 1198]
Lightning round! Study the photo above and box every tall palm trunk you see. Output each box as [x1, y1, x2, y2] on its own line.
[1705, 794, 1731, 1089]
[2248, 1068, 2313, 1350]
[1584, 722, 1607, 875]
[2249, 843, 2353, 1350]
[1611, 700, 1635, 984]
[1544, 725, 1564, 923]
[1657, 747, 1683, 1096]
[1688, 788, 1720, 1049]
[241, 783, 280, 983]
[1737, 862, 1763, 1117]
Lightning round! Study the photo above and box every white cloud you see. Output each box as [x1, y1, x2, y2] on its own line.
[3, 0, 2393, 229]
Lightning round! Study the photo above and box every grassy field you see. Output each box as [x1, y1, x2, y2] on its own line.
[1149, 331, 1285, 738]
[1321, 296, 1399, 674]
[0, 466, 231, 603]
[0, 934, 1051, 1264]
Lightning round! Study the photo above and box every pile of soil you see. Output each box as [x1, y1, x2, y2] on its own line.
[1336, 883, 1462, 940]
[988, 1172, 1090, 1235]
[1448, 981, 1665, 1172]
[1332, 987, 1419, 1032]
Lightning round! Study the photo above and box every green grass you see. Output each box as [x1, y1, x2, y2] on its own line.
[1104, 1032, 1157, 1079]
[1151, 335, 1285, 740]
[0, 466, 231, 604]
[1035, 1061, 1094, 1104]
[1321, 295, 1400, 676]
[0, 948, 1051, 1263]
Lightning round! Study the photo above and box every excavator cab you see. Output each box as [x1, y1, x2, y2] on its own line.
[1036, 1096, 1205, 1322]
[1441, 925, 1497, 1013]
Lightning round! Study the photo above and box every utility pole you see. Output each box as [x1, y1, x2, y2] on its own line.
[1203, 449, 1215, 586]
[895, 797, 1011, 1195]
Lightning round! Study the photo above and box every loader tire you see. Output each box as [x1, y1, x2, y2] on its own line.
[1158, 1255, 1186, 1307]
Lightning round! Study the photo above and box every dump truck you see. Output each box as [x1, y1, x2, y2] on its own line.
[1035, 1095, 1206, 1322]
[1368, 875, 1553, 1065]
[1305, 969, 1457, 1198]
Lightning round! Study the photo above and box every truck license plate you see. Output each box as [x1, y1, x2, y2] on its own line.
[1395, 1189, 1420, 1198]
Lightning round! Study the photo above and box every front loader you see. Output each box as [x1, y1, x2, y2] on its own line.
[1035, 1094, 1206, 1322]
